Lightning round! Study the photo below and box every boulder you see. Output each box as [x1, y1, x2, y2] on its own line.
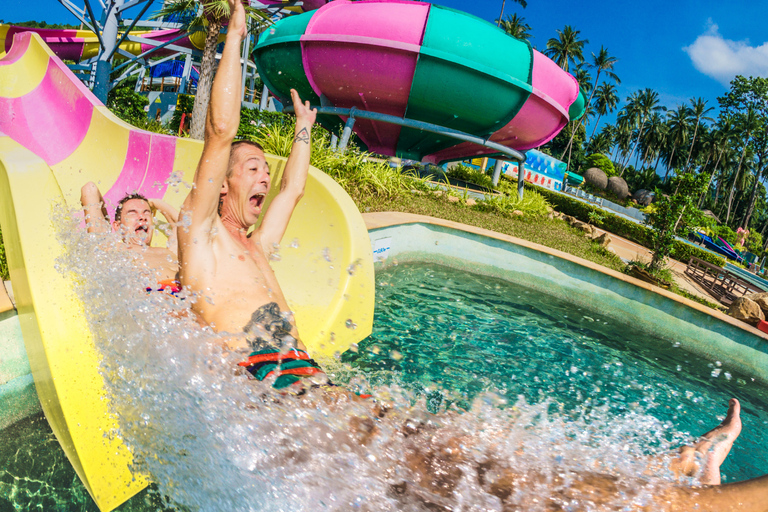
[572, 220, 594, 234]
[633, 189, 655, 206]
[745, 292, 768, 315]
[728, 297, 765, 326]
[583, 167, 608, 190]
[512, 210, 524, 216]
[432, 190, 444, 197]
[606, 176, 630, 199]
[592, 232, 612, 248]
[466, 198, 477, 207]
[447, 195, 460, 203]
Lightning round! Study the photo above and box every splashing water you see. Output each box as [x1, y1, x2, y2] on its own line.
[54, 211, 740, 511]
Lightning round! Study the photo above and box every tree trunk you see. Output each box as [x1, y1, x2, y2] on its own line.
[725, 146, 748, 225]
[663, 145, 677, 182]
[698, 151, 722, 209]
[742, 165, 765, 229]
[190, 21, 223, 140]
[588, 113, 603, 144]
[684, 121, 700, 171]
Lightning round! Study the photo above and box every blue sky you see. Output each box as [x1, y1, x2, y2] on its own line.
[4, 0, 768, 126]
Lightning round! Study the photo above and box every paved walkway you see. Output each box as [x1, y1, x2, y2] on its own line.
[592, 228, 720, 304]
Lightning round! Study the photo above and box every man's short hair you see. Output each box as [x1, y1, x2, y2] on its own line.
[115, 193, 150, 223]
[227, 140, 265, 178]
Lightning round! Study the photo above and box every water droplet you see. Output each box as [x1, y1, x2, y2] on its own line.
[345, 319, 357, 330]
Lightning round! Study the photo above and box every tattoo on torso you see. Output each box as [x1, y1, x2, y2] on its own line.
[294, 127, 310, 145]
[243, 302, 296, 352]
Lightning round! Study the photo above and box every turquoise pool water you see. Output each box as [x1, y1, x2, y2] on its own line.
[343, 262, 768, 483]
[4, 261, 768, 509]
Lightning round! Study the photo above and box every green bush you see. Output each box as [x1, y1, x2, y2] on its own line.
[169, 93, 195, 134]
[533, 185, 726, 267]
[473, 189, 551, 217]
[585, 153, 617, 177]
[106, 84, 173, 135]
[445, 164, 494, 190]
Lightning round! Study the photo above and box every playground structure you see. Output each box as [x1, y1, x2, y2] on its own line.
[0, 31, 374, 511]
[253, 0, 585, 196]
[1, 0, 330, 106]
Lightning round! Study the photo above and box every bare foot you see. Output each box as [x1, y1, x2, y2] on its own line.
[696, 398, 742, 485]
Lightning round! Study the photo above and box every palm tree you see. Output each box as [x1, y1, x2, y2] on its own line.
[496, 0, 528, 27]
[544, 25, 588, 73]
[638, 112, 668, 170]
[588, 83, 619, 142]
[560, 47, 619, 159]
[496, 14, 532, 41]
[698, 123, 731, 208]
[153, 0, 268, 140]
[683, 97, 715, 171]
[725, 108, 760, 224]
[585, 125, 614, 155]
[619, 88, 664, 172]
[662, 104, 691, 181]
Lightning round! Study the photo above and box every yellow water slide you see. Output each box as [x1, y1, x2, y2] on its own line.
[0, 32, 374, 511]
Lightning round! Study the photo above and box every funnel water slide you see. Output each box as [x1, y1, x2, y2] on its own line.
[0, 32, 374, 511]
[253, 0, 585, 163]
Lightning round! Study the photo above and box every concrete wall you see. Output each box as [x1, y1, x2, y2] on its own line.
[369, 222, 768, 384]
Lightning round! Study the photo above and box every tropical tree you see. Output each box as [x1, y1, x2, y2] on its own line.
[496, 14, 532, 41]
[625, 88, 664, 170]
[662, 104, 691, 181]
[560, 47, 619, 160]
[724, 108, 760, 224]
[588, 83, 619, 142]
[153, 0, 268, 140]
[637, 111, 668, 170]
[683, 97, 715, 171]
[544, 25, 588, 73]
[718, 76, 768, 229]
[698, 123, 732, 208]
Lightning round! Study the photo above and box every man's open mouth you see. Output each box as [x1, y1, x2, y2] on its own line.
[135, 224, 149, 234]
[250, 192, 266, 209]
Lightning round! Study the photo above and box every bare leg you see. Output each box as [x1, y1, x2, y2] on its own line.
[672, 399, 742, 485]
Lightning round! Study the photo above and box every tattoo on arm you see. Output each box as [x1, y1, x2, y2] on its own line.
[294, 127, 310, 145]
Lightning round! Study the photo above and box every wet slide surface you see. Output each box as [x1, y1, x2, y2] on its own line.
[0, 32, 373, 511]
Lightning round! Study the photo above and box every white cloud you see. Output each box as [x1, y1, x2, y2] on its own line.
[684, 20, 768, 87]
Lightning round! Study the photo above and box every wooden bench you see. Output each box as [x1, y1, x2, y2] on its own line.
[685, 257, 762, 305]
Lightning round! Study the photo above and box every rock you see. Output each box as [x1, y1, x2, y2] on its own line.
[553, 211, 564, 219]
[512, 210, 524, 216]
[410, 189, 426, 196]
[583, 168, 608, 190]
[547, 212, 555, 220]
[447, 195, 460, 203]
[606, 176, 630, 199]
[572, 220, 594, 234]
[466, 198, 477, 206]
[593, 232, 612, 248]
[745, 292, 768, 315]
[633, 189, 655, 206]
[432, 190, 443, 197]
[728, 297, 765, 326]
[546, 206, 554, 213]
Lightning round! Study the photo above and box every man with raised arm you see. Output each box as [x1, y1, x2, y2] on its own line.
[176, 1, 768, 508]
[177, 0, 324, 390]
[80, 181, 179, 285]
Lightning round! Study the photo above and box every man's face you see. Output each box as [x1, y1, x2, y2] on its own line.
[113, 198, 154, 245]
[222, 145, 271, 228]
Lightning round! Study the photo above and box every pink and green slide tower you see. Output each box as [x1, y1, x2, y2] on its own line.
[252, 0, 586, 164]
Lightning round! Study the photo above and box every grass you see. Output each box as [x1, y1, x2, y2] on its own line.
[363, 192, 627, 273]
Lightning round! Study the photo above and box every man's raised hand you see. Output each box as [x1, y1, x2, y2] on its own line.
[227, 0, 247, 40]
[291, 89, 317, 128]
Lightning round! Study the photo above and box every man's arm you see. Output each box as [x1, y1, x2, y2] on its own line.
[149, 198, 179, 253]
[179, 0, 247, 238]
[256, 89, 317, 249]
[80, 182, 110, 233]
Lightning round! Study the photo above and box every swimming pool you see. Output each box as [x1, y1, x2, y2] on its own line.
[4, 259, 768, 510]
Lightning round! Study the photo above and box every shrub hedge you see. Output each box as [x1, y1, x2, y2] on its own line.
[532, 185, 726, 267]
